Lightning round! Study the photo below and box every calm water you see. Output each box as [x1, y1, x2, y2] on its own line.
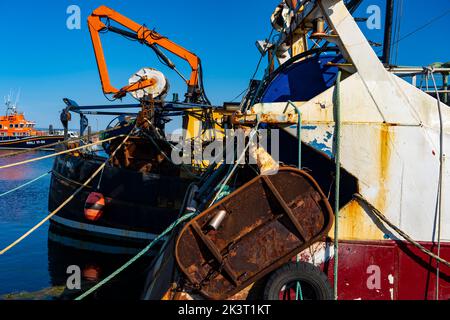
[0, 150, 151, 300]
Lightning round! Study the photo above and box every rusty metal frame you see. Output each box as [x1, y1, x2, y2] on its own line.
[175, 167, 334, 299]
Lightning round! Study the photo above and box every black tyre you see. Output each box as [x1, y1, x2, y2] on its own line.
[263, 262, 333, 300]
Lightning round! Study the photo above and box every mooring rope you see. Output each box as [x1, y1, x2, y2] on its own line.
[353, 193, 450, 269]
[0, 123, 133, 159]
[0, 135, 124, 170]
[75, 210, 197, 300]
[143, 183, 198, 297]
[0, 171, 51, 198]
[0, 129, 135, 255]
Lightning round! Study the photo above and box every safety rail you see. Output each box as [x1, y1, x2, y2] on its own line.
[388, 66, 450, 104]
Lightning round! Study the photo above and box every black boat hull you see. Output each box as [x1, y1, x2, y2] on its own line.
[48, 153, 194, 247]
[0, 135, 64, 150]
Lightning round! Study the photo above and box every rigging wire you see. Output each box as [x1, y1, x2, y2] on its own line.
[208, 120, 262, 207]
[230, 88, 249, 103]
[353, 193, 450, 269]
[393, 0, 403, 65]
[390, 0, 401, 65]
[378, 7, 450, 57]
[376, 7, 450, 58]
[230, 28, 275, 102]
[396, 8, 450, 44]
[429, 68, 444, 300]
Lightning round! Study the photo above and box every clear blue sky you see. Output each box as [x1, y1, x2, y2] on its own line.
[1, 0, 449, 130]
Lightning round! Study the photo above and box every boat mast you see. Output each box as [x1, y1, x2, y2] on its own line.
[382, 0, 394, 65]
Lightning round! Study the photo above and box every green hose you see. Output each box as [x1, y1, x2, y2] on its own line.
[75, 211, 197, 300]
[286, 100, 303, 300]
[333, 70, 342, 300]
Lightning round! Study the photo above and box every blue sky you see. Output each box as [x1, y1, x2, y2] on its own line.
[0, 0, 449, 130]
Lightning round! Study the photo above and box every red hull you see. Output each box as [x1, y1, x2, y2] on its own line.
[302, 240, 450, 300]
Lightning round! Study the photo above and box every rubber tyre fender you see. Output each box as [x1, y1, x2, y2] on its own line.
[263, 261, 333, 300]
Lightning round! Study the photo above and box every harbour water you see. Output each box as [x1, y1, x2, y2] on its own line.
[0, 150, 151, 300]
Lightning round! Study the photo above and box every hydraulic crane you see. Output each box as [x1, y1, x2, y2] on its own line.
[87, 5, 209, 104]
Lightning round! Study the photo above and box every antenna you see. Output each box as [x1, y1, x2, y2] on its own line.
[382, 0, 394, 65]
[14, 88, 21, 109]
[4, 92, 10, 107]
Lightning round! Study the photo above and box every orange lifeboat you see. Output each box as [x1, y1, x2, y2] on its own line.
[0, 101, 42, 138]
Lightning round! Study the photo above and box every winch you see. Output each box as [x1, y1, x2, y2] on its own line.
[128, 67, 169, 101]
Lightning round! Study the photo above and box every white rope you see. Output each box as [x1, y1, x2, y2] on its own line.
[0, 171, 50, 198]
[0, 129, 134, 255]
[0, 135, 124, 170]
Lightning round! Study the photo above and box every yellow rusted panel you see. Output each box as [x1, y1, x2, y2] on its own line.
[329, 200, 385, 241]
[329, 123, 394, 241]
[185, 111, 224, 139]
[292, 31, 308, 58]
[185, 111, 225, 168]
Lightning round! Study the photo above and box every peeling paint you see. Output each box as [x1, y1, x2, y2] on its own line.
[388, 274, 394, 284]
[299, 242, 334, 266]
[302, 125, 318, 130]
[309, 138, 333, 157]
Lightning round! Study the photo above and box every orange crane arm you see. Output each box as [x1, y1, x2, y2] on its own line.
[87, 5, 201, 100]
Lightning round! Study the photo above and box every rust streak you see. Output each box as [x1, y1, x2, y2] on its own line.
[377, 123, 392, 215]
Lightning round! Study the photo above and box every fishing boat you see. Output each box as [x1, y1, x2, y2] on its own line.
[0, 93, 68, 150]
[45, 1, 450, 301]
[47, 6, 211, 249]
[48, 113, 196, 248]
[143, 0, 450, 301]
